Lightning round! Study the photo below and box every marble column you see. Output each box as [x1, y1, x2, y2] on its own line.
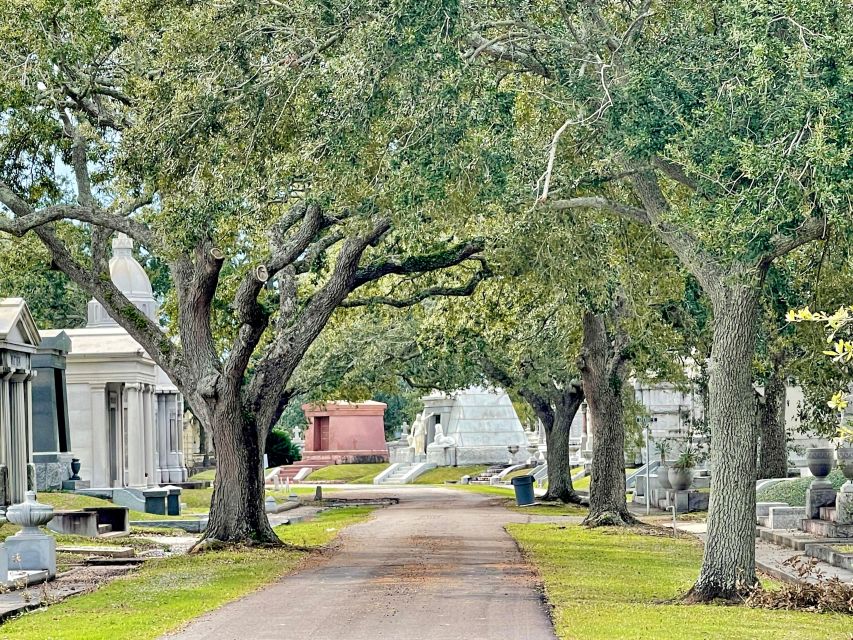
[125, 383, 145, 487]
[157, 394, 168, 483]
[9, 376, 27, 503]
[90, 384, 108, 487]
[142, 385, 156, 486]
[0, 371, 11, 478]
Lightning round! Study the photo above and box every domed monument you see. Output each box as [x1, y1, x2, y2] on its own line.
[41, 234, 187, 488]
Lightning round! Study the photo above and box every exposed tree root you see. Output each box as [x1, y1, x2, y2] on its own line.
[541, 490, 589, 506]
[680, 585, 744, 605]
[189, 535, 292, 554]
[582, 508, 637, 527]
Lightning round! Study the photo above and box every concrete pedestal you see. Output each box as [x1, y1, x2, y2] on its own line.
[164, 485, 182, 516]
[5, 531, 56, 578]
[836, 482, 853, 525]
[61, 479, 91, 491]
[426, 446, 456, 467]
[143, 488, 168, 515]
[806, 486, 837, 519]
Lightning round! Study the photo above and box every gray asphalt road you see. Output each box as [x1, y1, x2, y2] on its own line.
[163, 487, 557, 640]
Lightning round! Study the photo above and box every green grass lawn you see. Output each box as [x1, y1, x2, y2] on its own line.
[0, 507, 374, 640]
[38, 492, 207, 522]
[572, 475, 591, 490]
[188, 468, 216, 482]
[307, 463, 389, 483]
[446, 483, 516, 496]
[508, 524, 852, 640]
[412, 465, 488, 484]
[180, 488, 213, 512]
[38, 487, 320, 526]
[508, 501, 588, 517]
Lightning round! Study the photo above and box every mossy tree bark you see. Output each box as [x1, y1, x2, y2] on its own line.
[580, 309, 635, 527]
[523, 387, 585, 504]
[688, 286, 761, 599]
[480, 356, 585, 505]
[757, 350, 789, 480]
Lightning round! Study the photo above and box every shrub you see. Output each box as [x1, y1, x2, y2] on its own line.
[756, 470, 846, 506]
[266, 429, 300, 467]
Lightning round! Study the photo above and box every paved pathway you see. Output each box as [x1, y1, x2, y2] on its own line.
[163, 488, 556, 640]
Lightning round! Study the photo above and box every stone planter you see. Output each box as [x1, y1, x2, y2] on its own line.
[657, 461, 673, 490]
[837, 447, 853, 482]
[806, 447, 835, 488]
[6, 491, 54, 533]
[668, 467, 693, 491]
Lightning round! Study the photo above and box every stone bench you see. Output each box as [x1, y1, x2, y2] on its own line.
[47, 506, 129, 538]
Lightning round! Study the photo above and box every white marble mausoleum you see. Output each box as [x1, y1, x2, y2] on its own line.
[41, 234, 186, 488]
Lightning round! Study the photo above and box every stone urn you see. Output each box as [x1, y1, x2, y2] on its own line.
[70, 458, 82, 481]
[838, 446, 853, 483]
[668, 467, 693, 492]
[6, 491, 54, 533]
[657, 461, 673, 490]
[806, 447, 835, 489]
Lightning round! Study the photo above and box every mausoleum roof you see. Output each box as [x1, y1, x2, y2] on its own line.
[110, 233, 154, 298]
[40, 327, 152, 359]
[0, 298, 41, 349]
[86, 234, 159, 328]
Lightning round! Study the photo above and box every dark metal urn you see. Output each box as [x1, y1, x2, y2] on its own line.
[70, 458, 82, 481]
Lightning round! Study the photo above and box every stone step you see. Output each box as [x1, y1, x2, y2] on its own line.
[819, 506, 837, 522]
[97, 524, 113, 534]
[57, 545, 134, 558]
[757, 527, 834, 551]
[800, 518, 853, 538]
[756, 501, 789, 518]
[805, 542, 853, 571]
[277, 464, 316, 480]
[766, 506, 806, 530]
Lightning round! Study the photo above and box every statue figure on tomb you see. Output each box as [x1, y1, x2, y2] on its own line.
[428, 423, 455, 449]
[410, 416, 427, 454]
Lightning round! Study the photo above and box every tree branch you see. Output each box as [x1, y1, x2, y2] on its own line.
[340, 259, 490, 308]
[758, 214, 827, 268]
[350, 238, 484, 289]
[539, 196, 650, 224]
[463, 34, 552, 79]
[651, 156, 701, 192]
[0, 182, 156, 247]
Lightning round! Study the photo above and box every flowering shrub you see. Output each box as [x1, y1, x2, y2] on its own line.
[788, 306, 853, 442]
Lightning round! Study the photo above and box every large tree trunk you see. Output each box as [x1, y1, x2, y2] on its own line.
[202, 398, 278, 545]
[757, 352, 788, 480]
[689, 286, 760, 600]
[542, 390, 585, 504]
[580, 312, 635, 526]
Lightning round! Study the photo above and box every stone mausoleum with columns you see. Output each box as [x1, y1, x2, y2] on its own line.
[41, 234, 187, 488]
[0, 298, 40, 506]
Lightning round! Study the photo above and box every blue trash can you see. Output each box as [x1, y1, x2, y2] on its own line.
[511, 475, 535, 506]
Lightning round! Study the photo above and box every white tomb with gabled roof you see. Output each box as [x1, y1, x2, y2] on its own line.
[0, 298, 41, 506]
